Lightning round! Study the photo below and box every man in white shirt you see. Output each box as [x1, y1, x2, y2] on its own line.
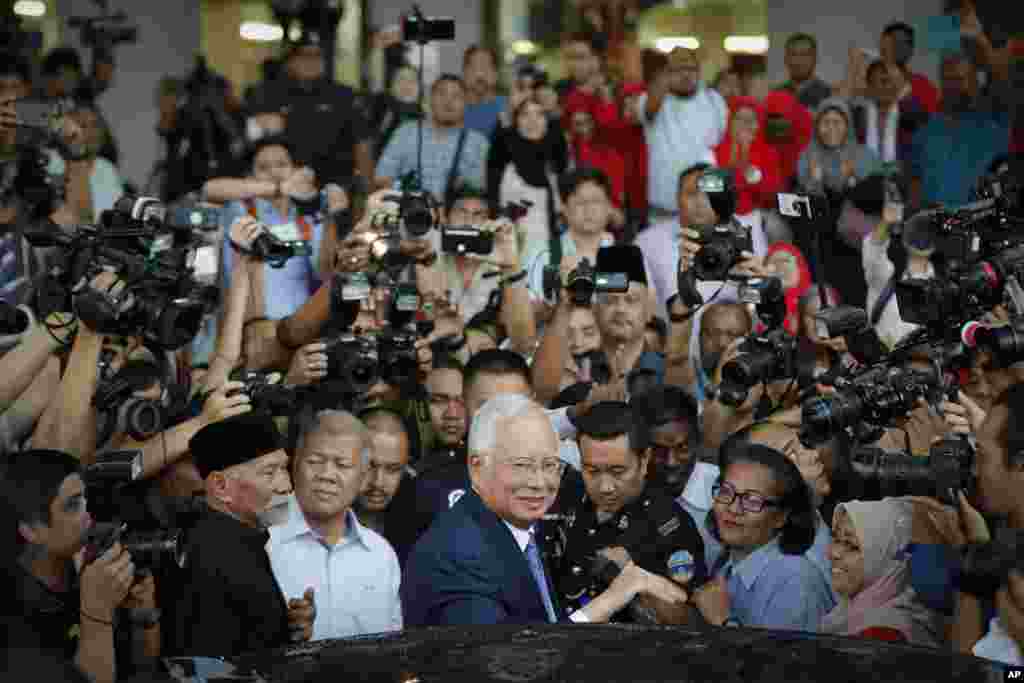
[268, 409, 402, 639]
[635, 48, 727, 220]
[862, 214, 933, 349]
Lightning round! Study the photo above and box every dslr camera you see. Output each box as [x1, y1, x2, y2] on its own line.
[958, 529, 1024, 600]
[839, 437, 974, 507]
[230, 370, 303, 415]
[686, 219, 754, 282]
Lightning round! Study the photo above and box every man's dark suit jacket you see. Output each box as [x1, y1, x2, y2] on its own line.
[401, 489, 564, 626]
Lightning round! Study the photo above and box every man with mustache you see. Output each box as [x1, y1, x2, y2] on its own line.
[354, 407, 415, 554]
[554, 401, 706, 624]
[168, 412, 306, 657]
[533, 244, 663, 404]
[268, 409, 402, 638]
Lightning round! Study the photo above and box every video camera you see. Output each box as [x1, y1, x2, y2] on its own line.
[82, 449, 204, 576]
[68, 0, 139, 54]
[24, 195, 220, 348]
[542, 257, 628, 307]
[440, 200, 532, 257]
[799, 358, 951, 448]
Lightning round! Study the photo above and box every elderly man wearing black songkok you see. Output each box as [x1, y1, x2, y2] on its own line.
[167, 412, 311, 658]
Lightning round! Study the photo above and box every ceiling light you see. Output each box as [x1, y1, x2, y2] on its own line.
[724, 36, 769, 54]
[240, 21, 284, 42]
[14, 0, 46, 17]
[655, 37, 700, 53]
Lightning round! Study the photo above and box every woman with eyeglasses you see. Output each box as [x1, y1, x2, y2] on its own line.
[692, 443, 835, 630]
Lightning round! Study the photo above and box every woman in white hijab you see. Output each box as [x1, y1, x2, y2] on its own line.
[822, 498, 945, 646]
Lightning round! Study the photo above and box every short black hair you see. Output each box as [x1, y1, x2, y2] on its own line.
[576, 401, 648, 455]
[632, 385, 699, 440]
[0, 53, 31, 85]
[42, 47, 83, 77]
[866, 59, 889, 84]
[785, 33, 818, 52]
[677, 162, 712, 196]
[431, 354, 465, 373]
[431, 73, 464, 93]
[358, 405, 420, 461]
[463, 44, 499, 69]
[246, 135, 297, 170]
[882, 22, 915, 47]
[707, 443, 818, 555]
[558, 166, 612, 203]
[1, 450, 81, 552]
[464, 349, 530, 394]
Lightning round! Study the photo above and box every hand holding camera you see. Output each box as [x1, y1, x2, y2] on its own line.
[285, 342, 329, 386]
[940, 390, 987, 436]
[229, 216, 265, 258]
[678, 226, 765, 281]
[200, 380, 252, 426]
[80, 541, 136, 624]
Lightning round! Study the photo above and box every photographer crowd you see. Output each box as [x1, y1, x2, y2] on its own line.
[2, 1, 1024, 680]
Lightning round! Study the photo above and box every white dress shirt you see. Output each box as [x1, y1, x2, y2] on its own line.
[268, 496, 403, 640]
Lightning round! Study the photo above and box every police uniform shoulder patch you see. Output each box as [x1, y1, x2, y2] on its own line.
[658, 516, 681, 537]
[667, 550, 696, 583]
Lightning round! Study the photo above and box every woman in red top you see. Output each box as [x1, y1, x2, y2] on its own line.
[761, 90, 814, 188]
[822, 498, 945, 646]
[563, 90, 627, 232]
[714, 96, 784, 221]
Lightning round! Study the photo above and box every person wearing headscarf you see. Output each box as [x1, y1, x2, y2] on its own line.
[761, 90, 814, 186]
[764, 242, 812, 336]
[486, 95, 569, 252]
[714, 97, 784, 231]
[822, 498, 944, 647]
[798, 97, 880, 196]
[795, 98, 880, 307]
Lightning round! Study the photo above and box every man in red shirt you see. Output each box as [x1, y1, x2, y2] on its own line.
[880, 22, 941, 114]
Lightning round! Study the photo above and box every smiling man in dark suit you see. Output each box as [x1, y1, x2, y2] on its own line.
[401, 394, 688, 626]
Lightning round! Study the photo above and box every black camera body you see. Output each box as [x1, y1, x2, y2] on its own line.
[800, 363, 944, 447]
[231, 370, 303, 415]
[968, 315, 1024, 367]
[842, 437, 974, 506]
[68, 2, 139, 52]
[554, 258, 629, 307]
[814, 304, 888, 366]
[402, 12, 455, 42]
[689, 220, 753, 282]
[441, 224, 494, 256]
[82, 450, 202, 575]
[323, 334, 379, 393]
[718, 327, 798, 407]
[958, 530, 1024, 600]
[25, 195, 216, 348]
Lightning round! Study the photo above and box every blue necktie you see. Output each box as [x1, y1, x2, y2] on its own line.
[525, 534, 558, 623]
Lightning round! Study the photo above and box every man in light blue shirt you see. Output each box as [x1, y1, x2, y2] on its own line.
[634, 48, 727, 217]
[268, 410, 403, 639]
[462, 45, 506, 139]
[376, 75, 489, 202]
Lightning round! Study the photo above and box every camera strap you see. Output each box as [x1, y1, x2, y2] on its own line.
[443, 128, 469, 209]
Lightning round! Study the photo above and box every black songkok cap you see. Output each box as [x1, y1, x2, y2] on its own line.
[189, 412, 285, 479]
[596, 244, 648, 286]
